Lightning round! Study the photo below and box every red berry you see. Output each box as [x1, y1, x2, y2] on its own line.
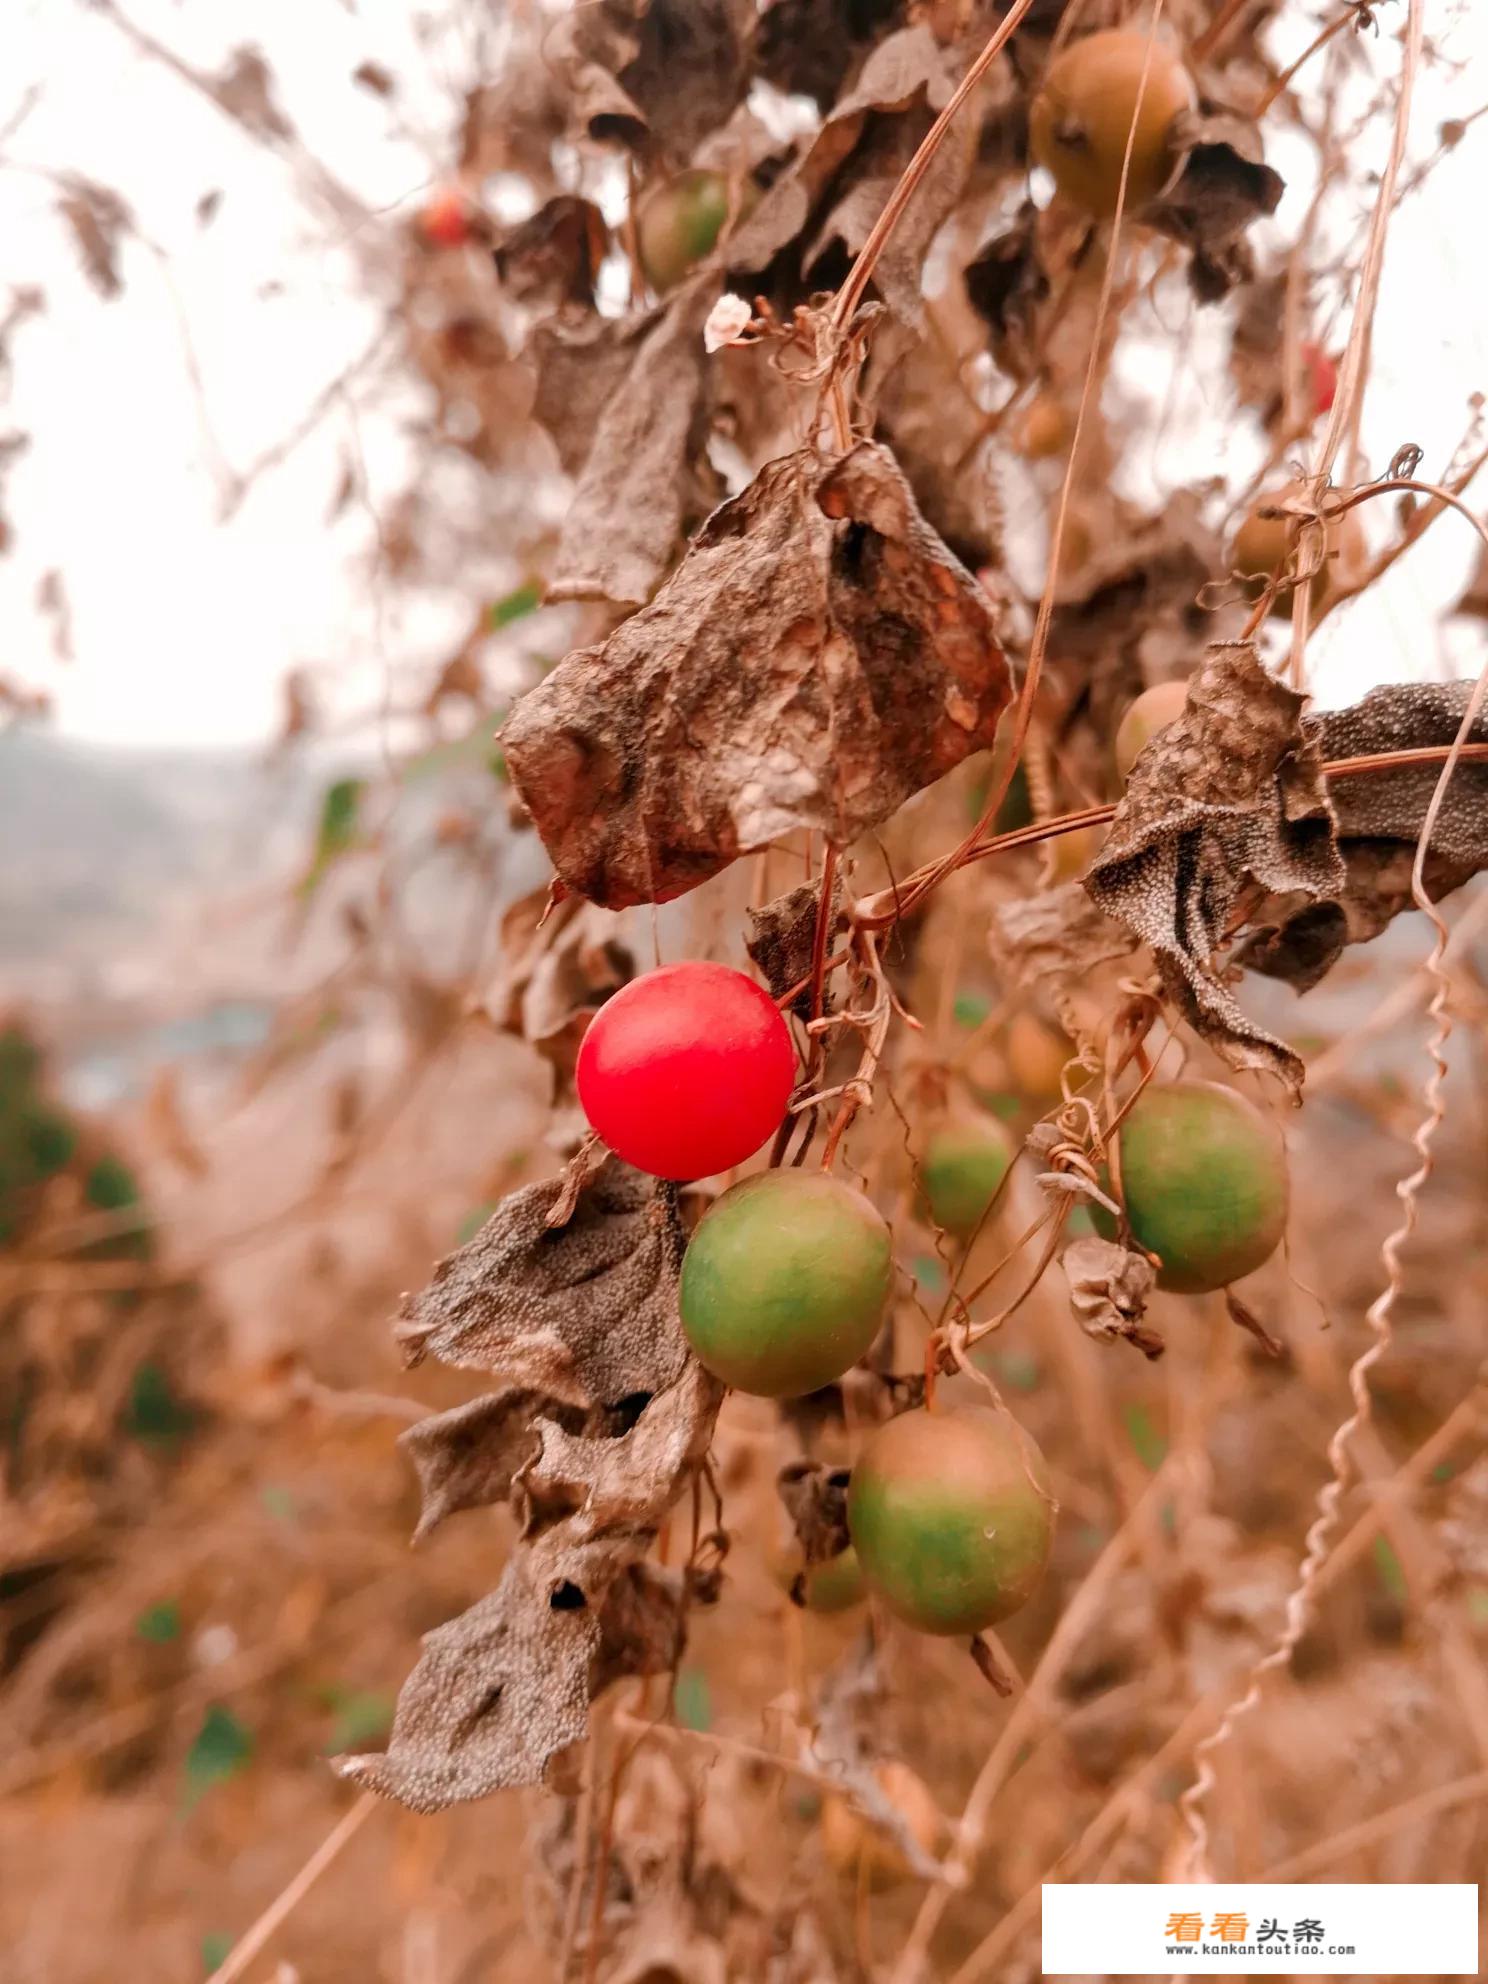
[1301, 341, 1337, 418]
[420, 189, 470, 249]
[576, 961, 795, 1181]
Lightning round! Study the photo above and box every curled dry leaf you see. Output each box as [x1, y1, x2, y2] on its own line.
[1062, 1236, 1163, 1360]
[777, 1458, 853, 1566]
[809, 1630, 946, 1884]
[503, 440, 1010, 909]
[1240, 679, 1488, 991]
[755, 0, 907, 108]
[991, 880, 1136, 992]
[58, 179, 133, 299]
[492, 195, 609, 310]
[1149, 105, 1285, 303]
[395, 1159, 687, 1405]
[531, 276, 721, 605]
[730, 25, 993, 324]
[488, 883, 635, 1091]
[746, 877, 841, 1017]
[549, 0, 754, 156]
[1086, 642, 1343, 1095]
[963, 205, 1050, 382]
[353, 1163, 723, 1809]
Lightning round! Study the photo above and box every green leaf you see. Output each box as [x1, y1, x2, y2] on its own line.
[201, 1931, 234, 1974]
[184, 1706, 253, 1806]
[85, 1152, 140, 1211]
[488, 580, 542, 630]
[124, 1363, 195, 1445]
[322, 1687, 395, 1753]
[673, 1668, 711, 1733]
[953, 991, 991, 1030]
[137, 1599, 182, 1643]
[982, 1090, 1022, 1123]
[1372, 1534, 1407, 1603]
[298, 777, 365, 899]
[1122, 1402, 1167, 1472]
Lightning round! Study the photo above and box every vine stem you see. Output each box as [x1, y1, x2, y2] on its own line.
[206, 1793, 378, 1983]
[1178, 393, 1488, 1885]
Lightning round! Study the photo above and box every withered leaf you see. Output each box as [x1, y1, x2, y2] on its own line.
[350, 1369, 721, 1808]
[1085, 643, 1344, 1095]
[488, 883, 634, 1089]
[503, 440, 1011, 909]
[402, 1388, 557, 1544]
[1240, 679, 1488, 991]
[755, 0, 907, 108]
[395, 1161, 688, 1408]
[730, 25, 984, 322]
[533, 277, 719, 605]
[746, 879, 840, 1018]
[1149, 107, 1285, 303]
[964, 206, 1050, 381]
[991, 881, 1136, 992]
[777, 1459, 852, 1567]
[1062, 1236, 1163, 1360]
[214, 46, 295, 139]
[493, 196, 609, 311]
[58, 180, 132, 299]
[550, 0, 753, 157]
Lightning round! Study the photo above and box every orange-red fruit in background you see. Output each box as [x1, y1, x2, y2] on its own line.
[420, 187, 471, 249]
[1302, 341, 1338, 419]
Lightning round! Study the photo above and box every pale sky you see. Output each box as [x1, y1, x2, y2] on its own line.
[1, 1, 1484, 749]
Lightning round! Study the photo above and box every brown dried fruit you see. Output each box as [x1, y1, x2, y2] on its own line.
[503, 441, 1010, 909]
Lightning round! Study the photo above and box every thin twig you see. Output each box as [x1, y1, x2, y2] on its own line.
[206, 1793, 379, 1983]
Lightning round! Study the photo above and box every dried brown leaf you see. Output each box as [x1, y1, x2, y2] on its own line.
[963, 206, 1050, 381]
[493, 196, 609, 311]
[1063, 1236, 1163, 1360]
[777, 1459, 853, 1567]
[349, 1367, 720, 1808]
[401, 1388, 554, 1543]
[1086, 643, 1344, 1095]
[58, 180, 132, 298]
[730, 25, 989, 321]
[395, 1160, 688, 1408]
[1150, 105, 1285, 303]
[488, 883, 635, 1088]
[550, 0, 753, 157]
[991, 880, 1137, 991]
[755, 0, 907, 107]
[532, 278, 719, 605]
[503, 440, 1010, 909]
[1239, 679, 1488, 990]
[745, 879, 840, 1018]
[214, 47, 295, 139]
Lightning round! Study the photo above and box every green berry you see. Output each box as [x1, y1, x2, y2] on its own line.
[1098, 1080, 1287, 1293]
[679, 1170, 892, 1398]
[848, 1408, 1054, 1636]
[920, 1115, 1015, 1240]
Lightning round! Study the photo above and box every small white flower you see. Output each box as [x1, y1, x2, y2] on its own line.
[703, 293, 754, 354]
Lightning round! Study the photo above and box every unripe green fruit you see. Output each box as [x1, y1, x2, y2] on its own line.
[1029, 30, 1195, 219]
[1099, 1080, 1287, 1293]
[776, 1544, 867, 1613]
[635, 169, 731, 293]
[920, 1114, 1015, 1239]
[848, 1408, 1054, 1636]
[1115, 679, 1189, 780]
[679, 1171, 891, 1398]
